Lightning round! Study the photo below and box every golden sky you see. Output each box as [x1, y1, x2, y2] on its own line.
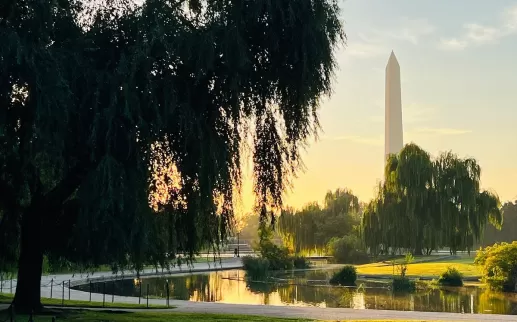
[239, 0, 517, 212]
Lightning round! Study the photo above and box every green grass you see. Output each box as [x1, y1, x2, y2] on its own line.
[356, 256, 480, 278]
[0, 293, 169, 309]
[0, 310, 445, 321]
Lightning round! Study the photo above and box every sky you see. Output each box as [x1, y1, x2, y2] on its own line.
[240, 0, 517, 211]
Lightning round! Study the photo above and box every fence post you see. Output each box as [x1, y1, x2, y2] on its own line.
[139, 282, 141, 305]
[69, 279, 71, 300]
[112, 282, 114, 303]
[10, 303, 15, 322]
[103, 282, 106, 307]
[50, 279, 53, 298]
[146, 284, 149, 308]
[62, 281, 65, 306]
[166, 281, 169, 308]
[89, 282, 92, 302]
[10, 278, 12, 293]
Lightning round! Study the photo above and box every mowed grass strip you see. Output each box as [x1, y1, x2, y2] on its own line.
[0, 293, 168, 309]
[0, 310, 448, 321]
[356, 257, 480, 277]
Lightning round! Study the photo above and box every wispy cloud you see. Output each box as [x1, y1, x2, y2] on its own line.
[347, 42, 385, 58]
[373, 18, 436, 45]
[412, 127, 472, 136]
[322, 135, 383, 146]
[440, 5, 517, 50]
[346, 18, 435, 59]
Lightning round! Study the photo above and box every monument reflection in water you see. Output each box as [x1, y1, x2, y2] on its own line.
[77, 269, 517, 315]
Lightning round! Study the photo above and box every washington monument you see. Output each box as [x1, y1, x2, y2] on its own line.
[385, 51, 403, 163]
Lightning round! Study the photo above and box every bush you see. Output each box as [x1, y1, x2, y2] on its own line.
[392, 276, 416, 292]
[242, 256, 270, 279]
[292, 256, 310, 269]
[437, 266, 464, 287]
[329, 265, 357, 286]
[475, 242, 517, 292]
[256, 239, 293, 270]
[327, 235, 370, 264]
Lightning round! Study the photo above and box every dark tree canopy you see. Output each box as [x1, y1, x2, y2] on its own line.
[478, 201, 517, 246]
[0, 0, 344, 312]
[361, 143, 502, 257]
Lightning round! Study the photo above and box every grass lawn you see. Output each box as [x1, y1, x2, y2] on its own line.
[356, 256, 480, 277]
[0, 310, 444, 321]
[0, 293, 168, 309]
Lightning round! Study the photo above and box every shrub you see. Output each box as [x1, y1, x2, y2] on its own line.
[392, 276, 416, 292]
[256, 239, 293, 270]
[242, 256, 270, 279]
[329, 265, 357, 286]
[437, 266, 464, 287]
[292, 256, 310, 269]
[327, 235, 370, 264]
[475, 242, 517, 292]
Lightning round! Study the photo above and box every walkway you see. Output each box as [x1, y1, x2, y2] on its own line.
[1, 259, 516, 321]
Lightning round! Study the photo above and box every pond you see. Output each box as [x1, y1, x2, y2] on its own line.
[74, 269, 517, 315]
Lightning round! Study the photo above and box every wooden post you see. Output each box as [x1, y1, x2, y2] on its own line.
[146, 284, 149, 308]
[139, 282, 142, 305]
[50, 279, 53, 298]
[166, 281, 170, 308]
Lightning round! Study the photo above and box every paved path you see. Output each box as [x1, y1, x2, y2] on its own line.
[1, 259, 516, 321]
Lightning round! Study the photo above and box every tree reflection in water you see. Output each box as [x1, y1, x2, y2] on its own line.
[74, 270, 517, 315]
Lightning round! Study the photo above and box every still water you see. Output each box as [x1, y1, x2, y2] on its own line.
[75, 269, 517, 315]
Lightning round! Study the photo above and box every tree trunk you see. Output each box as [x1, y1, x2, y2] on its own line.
[12, 206, 44, 314]
[413, 225, 423, 256]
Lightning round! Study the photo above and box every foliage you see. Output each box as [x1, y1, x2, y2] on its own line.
[392, 276, 416, 292]
[292, 256, 310, 269]
[394, 253, 414, 278]
[0, 0, 344, 311]
[390, 253, 415, 292]
[329, 265, 357, 286]
[437, 266, 463, 287]
[362, 144, 503, 257]
[475, 242, 517, 292]
[478, 201, 517, 247]
[242, 256, 270, 279]
[327, 235, 369, 264]
[256, 240, 293, 271]
[244, 222, 310, 277]
[278, 188, 361, 254]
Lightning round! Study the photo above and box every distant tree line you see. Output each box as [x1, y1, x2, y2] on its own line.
[361, 143, 502, 256]
[277, 189, 366, 262]
[478, 201, 517, 246]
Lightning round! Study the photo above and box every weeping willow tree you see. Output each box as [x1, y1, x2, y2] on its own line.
[278, 188, 360, 254]
[0, 0, 344, 312]
[362, 144, 502, 257]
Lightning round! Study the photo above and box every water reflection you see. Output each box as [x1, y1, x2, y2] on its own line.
[74, 269, 517, 315]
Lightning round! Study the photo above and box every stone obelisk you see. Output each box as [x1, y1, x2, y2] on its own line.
[385, 51, 403, 164]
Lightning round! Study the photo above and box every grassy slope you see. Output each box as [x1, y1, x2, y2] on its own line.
[0, 310, 444, 322]
[0, 294, 168, 309]
[355, 256, 480, 277]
